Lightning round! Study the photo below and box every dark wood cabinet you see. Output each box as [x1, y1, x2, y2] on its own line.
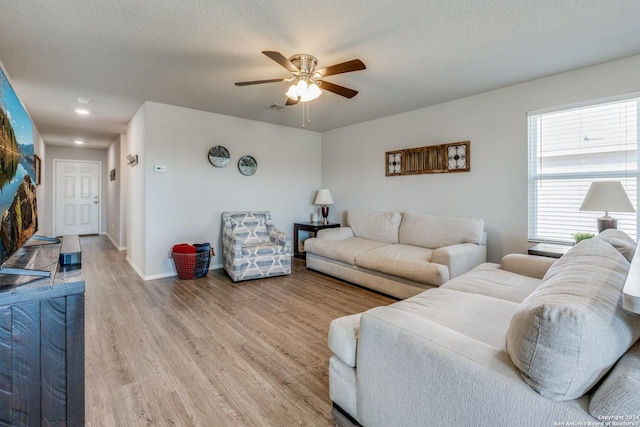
[293, 222, 340, 259]
[528, 243, 572, 258]
[0, 239, 85, 426]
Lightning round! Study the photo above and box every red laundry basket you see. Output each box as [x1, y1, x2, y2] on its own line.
[171, 250, 212, 279]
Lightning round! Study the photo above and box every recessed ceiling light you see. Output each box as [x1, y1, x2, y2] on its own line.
[75, 98, 91, 114]
[74, 140, 84, 145]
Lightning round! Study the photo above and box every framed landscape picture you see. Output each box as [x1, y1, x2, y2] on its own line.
[0, 65, 38, 263]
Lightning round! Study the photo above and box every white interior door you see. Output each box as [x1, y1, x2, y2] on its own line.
[55, 160, 100, 236]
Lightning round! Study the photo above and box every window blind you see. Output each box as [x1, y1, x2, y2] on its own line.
[528, 95, 639, 243]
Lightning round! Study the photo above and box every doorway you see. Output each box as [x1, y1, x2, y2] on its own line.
[54, 160, 101, 236]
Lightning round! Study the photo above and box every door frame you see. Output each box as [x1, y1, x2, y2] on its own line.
[52, 158, 103, 236]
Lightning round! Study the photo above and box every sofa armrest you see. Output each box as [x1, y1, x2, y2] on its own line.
[316, 227, 355, 240]
[431, 243, 486, 279]
[500, 254, 556, 279]
[356, 307, 593, 426]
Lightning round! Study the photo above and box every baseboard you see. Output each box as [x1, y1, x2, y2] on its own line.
[126, 257, 222, 282]
[105, 232, 126, 251]
[125, 255, 145, 279]
[332, 403, 360, 427]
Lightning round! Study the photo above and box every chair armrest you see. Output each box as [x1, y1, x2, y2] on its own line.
[222, 228, 243, 257]
[270, 228, 292, 252]
[500, 254, 556, 279]
[431, 243, 486, 279]
[316, 227, 355, 240]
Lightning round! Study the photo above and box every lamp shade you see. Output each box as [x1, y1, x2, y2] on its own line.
[579, 181, 635, 213]
[314, 189, 334, 205]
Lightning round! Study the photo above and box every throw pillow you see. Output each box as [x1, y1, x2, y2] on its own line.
[398, 211, 484, 248]
[506, 238, 640, 400]
[595, 228, 637, 263]
[347, 210, 401, 244]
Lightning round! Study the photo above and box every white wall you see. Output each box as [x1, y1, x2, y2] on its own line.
[126, 105, 147, 277]
[106, 135, 124, 249]
[321, 54, 640, 262]
[44, 146, 109, 237]
[118, 134, 128, 250]
[129, 101, 322, 279]
[33, 126, 47, 236]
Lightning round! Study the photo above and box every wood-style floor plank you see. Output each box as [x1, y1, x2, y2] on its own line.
[82, 236, 394, 426]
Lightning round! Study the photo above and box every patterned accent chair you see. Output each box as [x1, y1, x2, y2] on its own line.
[222, 211, 292, 282]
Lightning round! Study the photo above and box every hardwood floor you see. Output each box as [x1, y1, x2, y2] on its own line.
[82, 236, 394, 426]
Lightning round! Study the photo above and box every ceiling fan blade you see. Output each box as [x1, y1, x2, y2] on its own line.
[315, 59, 366, 77]
[285, 97, 298, 106]
[262, 51, 299, 73]
[235, 78, 285, 86]
[319, 81, 358, 98]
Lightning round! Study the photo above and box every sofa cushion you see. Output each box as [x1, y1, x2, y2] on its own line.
[389, 288, 520, 349]
[303, 237, 387, 266]
[241, 242, 287, 257]
[589, 338, 640, 419]
[596, 228, 637, 263]
[355, 244, 449, 286]
[398, 212, 484, 249]
[506, 238, 640, 400]
[347, 210, 402, 244]
[441, 263, 542, 303]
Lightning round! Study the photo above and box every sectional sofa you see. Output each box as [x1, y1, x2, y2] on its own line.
[304, 210, 486, 299]
[329, 229, 640, 426]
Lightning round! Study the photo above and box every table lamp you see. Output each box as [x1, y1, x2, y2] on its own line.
[579, 181, 635, 232]
[314, 189, 334, 224]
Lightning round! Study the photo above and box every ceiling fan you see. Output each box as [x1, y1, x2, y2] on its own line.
[235, 51, 366, 105]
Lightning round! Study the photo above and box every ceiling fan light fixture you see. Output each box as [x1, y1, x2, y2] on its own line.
[286, 78, 322, 103]
[304, 82, 322, 102]
[285, 83, 299, 100]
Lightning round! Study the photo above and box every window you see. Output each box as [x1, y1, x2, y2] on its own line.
[528, 95, 639, 243]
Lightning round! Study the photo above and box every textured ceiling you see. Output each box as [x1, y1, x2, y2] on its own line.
[1, 0, 640, 149]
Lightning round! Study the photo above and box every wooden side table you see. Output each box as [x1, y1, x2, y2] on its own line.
[293, 222, 340, 259]
[528, 242, 572, 258]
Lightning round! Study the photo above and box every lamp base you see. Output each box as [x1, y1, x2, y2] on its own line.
[597, 216, 618, 233]
[321, 206, 329, 224]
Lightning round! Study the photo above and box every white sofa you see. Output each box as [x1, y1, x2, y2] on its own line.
[329, 229, 640, 426]
[305, 210, 486, 299]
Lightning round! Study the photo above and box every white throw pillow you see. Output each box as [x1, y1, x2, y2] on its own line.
[506, 238, 640, 400]
[398, 211, 484, 248]
[596, 228, 637, 263]
[347, 210, 401, 244]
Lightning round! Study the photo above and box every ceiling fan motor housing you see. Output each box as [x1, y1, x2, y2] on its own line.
[289, 54, 318, 78]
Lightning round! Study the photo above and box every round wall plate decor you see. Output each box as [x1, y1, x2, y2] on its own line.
[208, 146, 230, 168]
[238, 155, 257, 176]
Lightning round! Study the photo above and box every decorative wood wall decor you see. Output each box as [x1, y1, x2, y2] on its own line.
[386, 141, 470, 176]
